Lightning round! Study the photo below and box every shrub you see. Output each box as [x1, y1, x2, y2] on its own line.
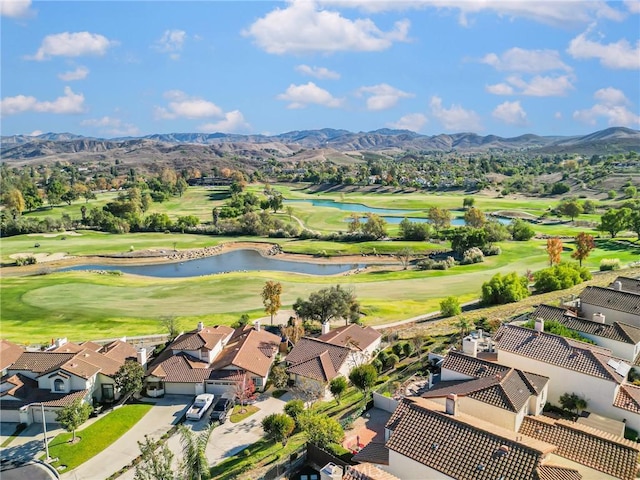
[384, 354, 399, 369]
[481, 272, 530, 306]
[482, 245, 501, 256]
[440, 296, 462, 317]
[533, 263, 592, 293]
[460, 247, 484, 265]
[391, 342, 405, 357]
[600, 258, 621, 271]
[15, 255, 37, 266]
[416, 256, 455, 270]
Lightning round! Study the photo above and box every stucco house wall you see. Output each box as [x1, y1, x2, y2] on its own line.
[385, 450, 452, 480]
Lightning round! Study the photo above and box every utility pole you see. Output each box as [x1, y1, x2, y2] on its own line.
[41, 403, 50, 462]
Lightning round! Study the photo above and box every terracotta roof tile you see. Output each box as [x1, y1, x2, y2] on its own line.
[68, 349, 124, 377]
[287, 350, 338, 382]
[494, 324, 628, 382]
[101, 340, 138, 363]
[536, 465, 583, 480]
[442, 350, 511, 379]
[9, 352, 76, 375]
[610, 276, 640, 294]
[0, 372, 88, 409]
[552, 314, 640, 345]
[210, 326, 280, 377]
[385, 398, 556, 480]
[530, 304, 572, 322]
[0, 339, 24, 371]
[147, 352, 212, 383]
[579, 285, 640, 316]
[614, 384, 640, 414]
[343, 464, 399, 480]
[519, 415, 640, 480]
[286, 337, 351, 382]
[318, 324, 380, 351]
[51, 342, 85, 354]
[79, 341, 103, 352]
[170, 325, 233, 351]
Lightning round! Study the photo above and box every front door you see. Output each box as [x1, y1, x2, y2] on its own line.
[102, 383, 114, 402]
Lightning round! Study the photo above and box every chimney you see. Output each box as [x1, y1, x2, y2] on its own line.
[593, 312, 606, 324]
[534, 318, 544, 333]
[613, 281, 622, 291]
[55, 337, 67, 348]
[197, 322, 204, 332]
[322, 322, 331, 335]
[445, 393, 458, 415]
[254, 320, 261, 332]
[477, 329, 483, 340]
[137, 348, 147, 369]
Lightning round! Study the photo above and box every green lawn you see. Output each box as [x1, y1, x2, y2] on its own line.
[229, 405, 259, 423]
[46, 403, 152, 472]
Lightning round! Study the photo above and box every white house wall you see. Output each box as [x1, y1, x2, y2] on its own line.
[440, 368, 474, 382]
[580, 305, 640, 328]
[386, 450, 453, 480]
[579, 334, 637, 362]
[497, 351, 618, 417]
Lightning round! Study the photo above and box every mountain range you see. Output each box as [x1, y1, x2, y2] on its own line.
[1, 127, 638, 165]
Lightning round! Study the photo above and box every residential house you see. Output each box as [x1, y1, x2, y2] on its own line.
[530, 304, 640, 364]
[286, 324, 381, 399]
[342, 463, 400, 480]
[493, 323, 640, 428]
[576, 285, 640, 327]
[610, 276, 640, 294]
[0, 339, 24, 376]
[422, 351, 549, 431]
[145, 321, 281, 397]
[0, 338, 140, 424]
[368, 396, 584, 480]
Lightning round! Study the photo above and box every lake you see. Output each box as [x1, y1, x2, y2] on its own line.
[57, 249, 366, 278]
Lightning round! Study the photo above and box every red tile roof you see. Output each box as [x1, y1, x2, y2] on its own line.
[536, 465, 583, 480]
[385, 397, 558, 480]
[10, 352, 76, 375]
[101, 340, 138, 363]
[318, 324, 380, 351]
[210, 326, 280, 377]
[171, 325, 233, 351]
[614, 384, 640, 414]
[0, 372, 88, 410]
[519, 415, 640, 480]
[352, 442, 389, 465]
[610, 276, 640, 294]
[147, 352, 213, 383]
[0, 339, 24, 372]
[494, 324, 628, 382]
[286, 337, 351, 383]
[287, 350, 338, 382]
[579, 285, 640, 316]
[343, 464, 399, 480]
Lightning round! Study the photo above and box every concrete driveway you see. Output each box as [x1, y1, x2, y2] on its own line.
[61, 395, 190, 480]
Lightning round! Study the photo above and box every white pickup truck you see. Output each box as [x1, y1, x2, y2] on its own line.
[186, 393, 215, 420]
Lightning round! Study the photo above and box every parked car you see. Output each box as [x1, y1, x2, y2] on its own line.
[209, 397, 233, 424]
[186, 394, 215, 421]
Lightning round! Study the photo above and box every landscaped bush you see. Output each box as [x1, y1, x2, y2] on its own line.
[625, 427, 638, 442]
[482, 245, 501, 256]
[533, 263, 592, 293]
[600, 258, 621, 271]
[522, 319, 595, 344]
[15, 255, 37, 266]
[460, 247, 484, 265]
[416, 256, 455, 270]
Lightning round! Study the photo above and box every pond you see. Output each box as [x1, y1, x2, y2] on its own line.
[285, 199, 510, 225]
[57, 249, 366, 278]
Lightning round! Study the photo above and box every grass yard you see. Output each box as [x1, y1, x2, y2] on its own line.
[46, 403, 152, 472]
[230, 405, 259, 423]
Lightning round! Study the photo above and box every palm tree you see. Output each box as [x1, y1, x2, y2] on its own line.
[179, 423, 214, 480]
[456, 317, 471, 346]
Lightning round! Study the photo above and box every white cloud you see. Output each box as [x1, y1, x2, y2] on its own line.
[480, 47, 571, 73]
[625, 0, 640, 14]
[295, 64, 341, 80]
[554, 112, 563, 119]
[243, 0, 410, 54]
[356, 83, 413, 111]
[492, 100, 528, 126]
[573, 87, 640, 127]
[58, 66, 89, 81]
[387, 113, 427, 132]
[29, 32, 116, 61]
[568, 27, 640, 69]
[155, 90, 223, 119]
[198, 111, 251, 133]
[1, 87, 85, 115]
[429, 96, 482, 132]
[81, 116, 139, 136]
[277, 82, 343, 109]
[486, 75, 574, 97]
[153, 29, 187, 60]
[322, 1, 625, 26]
[1, 0, 35, 18]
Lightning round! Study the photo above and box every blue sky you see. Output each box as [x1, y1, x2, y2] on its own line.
[1, 0, 639, 138]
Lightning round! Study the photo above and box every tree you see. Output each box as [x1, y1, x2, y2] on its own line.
[211, 207, 219, 226]
[463, 197, 475, 209]
[145, 212, 172, 231]
[440, 296, 462, 317]
[56, 398, 92, 443]
[270, 365, 289, 390]
[551, 182, 570, 195]
[284, 399, 305, 426]
[428, 207, 451, 231]
[395, 248, 414, 270]
[464, 207, 486, 228]
[533, 263, 591, 293]
[234, 372, 256, 413]
[599, 208, 631, 238]
[46, 178, 66, 207]
[281, 320, 305, 345]
[285, 205, 294, 222]
[268, 193, 283, 213]
[298, 412, 344, 449]
[362, 213, 387, 239]
[114, 360, 145, 402]
[161, 316, 180, 342]
[294, 285, 360, 326]
[178, 424, 213, 480]
[175, 177, 188, 197]
[176, 215, 199, 232]
[509, 218, 535, 241]
[347, 213, 361, 233]
[481, 272, 530, 306]
[134, 435, 175, 480]
[2, 188, 25, 216]
[483, 220, 509, 245]
[624, 185, 637, 199]
[571, 232, 595, 267]
[456, 317, 472, 344]
[628, 209, 640, 240]
[410, 333, 427, 361]
[262, 281, 282, 325]
[349, 364, 378, 401]
[262, 413, 295, 446]
[559, 392, 587, 415]
[558, 199, 583, 221]
[141, 192, 152, 213]
[546, 237, 563, 266]
[329, 377, 348, 404]
[398, 218, 430, 241]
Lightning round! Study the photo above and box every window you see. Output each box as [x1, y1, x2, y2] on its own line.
[54, 378, 65, 392]
[102, 383, 114, 402]
[254, 377, 263, 387]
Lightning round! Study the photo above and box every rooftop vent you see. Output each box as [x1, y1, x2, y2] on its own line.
[432, 443, 439, 451]
[477, 464, 485, 471]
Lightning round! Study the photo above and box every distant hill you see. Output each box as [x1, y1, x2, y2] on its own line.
[1, 127, 638, 166]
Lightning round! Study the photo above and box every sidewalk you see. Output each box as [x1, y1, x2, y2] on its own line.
[60, 396, 189, 480]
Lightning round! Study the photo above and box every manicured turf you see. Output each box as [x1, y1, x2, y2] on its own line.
[229, 405, 259, 423]
[47, 404, 152, 472]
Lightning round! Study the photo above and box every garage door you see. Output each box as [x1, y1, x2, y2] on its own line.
[165, 383, 197, 396]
